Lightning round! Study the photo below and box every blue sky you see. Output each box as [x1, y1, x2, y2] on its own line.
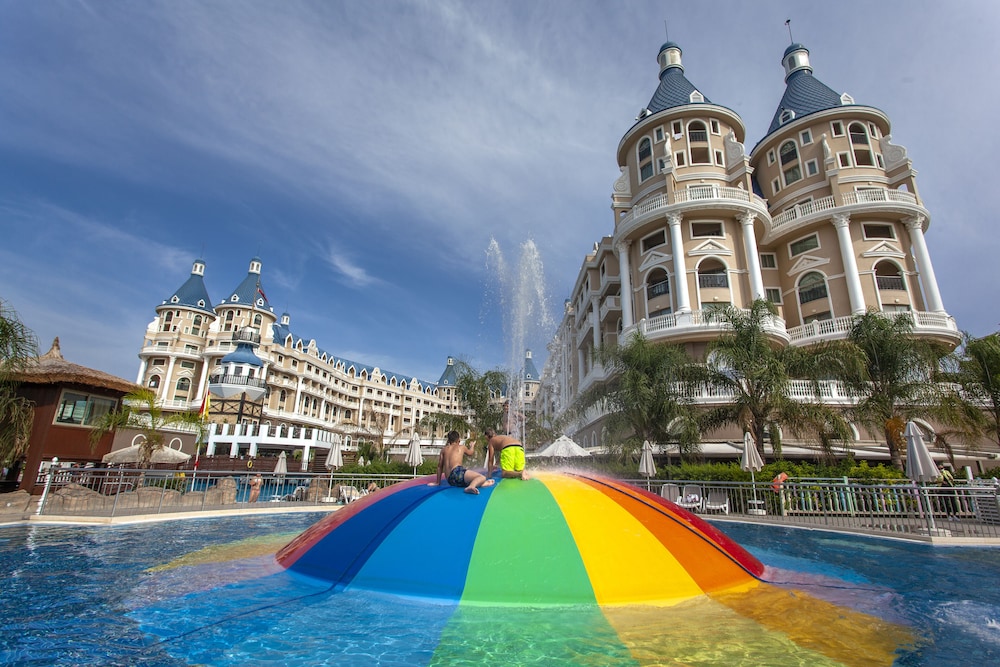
[2, 1, 999, 385]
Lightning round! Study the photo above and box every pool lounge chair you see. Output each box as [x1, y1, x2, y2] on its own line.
[676, 484, 703, 512]
[661, 483, 681, 504]
[703, 488, 730, 514]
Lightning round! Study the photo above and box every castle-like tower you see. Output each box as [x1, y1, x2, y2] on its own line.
[136, 258, 476, 467]
[539, 41, 959, 452]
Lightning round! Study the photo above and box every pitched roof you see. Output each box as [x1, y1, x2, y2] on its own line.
[13, 338, 138, 394]
[163, 259, 213, 314]
[220, 257, 270, 311]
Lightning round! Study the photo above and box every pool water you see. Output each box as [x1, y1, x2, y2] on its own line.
[1, 514, 998, 666]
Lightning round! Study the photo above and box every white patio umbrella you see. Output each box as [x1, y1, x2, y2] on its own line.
[405, 433, 424, 475]
[905, 421, 939, 482]
[274, 450, 288, 476]
[531, 435, 591, 459]
[325, 439, 344, 470]
[905, 420, 940, 533]
[638, 440, 656, 490]
[102, 444, 191, 465]
[741, 432, 766, 515]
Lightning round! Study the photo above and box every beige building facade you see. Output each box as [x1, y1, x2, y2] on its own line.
[537, 42, 972, 461]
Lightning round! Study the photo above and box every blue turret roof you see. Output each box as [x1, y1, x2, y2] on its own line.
[221, 343, 263, 367]
[522, 350, 539, 382]
[437, 357, 460, 387]
[163, 259, 213, 313]
[761, 43, 845, 140]
[220, 257, 271, 310]
[647, 43, 712, 113]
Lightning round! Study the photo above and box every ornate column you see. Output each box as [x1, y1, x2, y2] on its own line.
[163, 357, 177, 402]
[905, 215, 945, 313]
[135, 358, 148, 386]
[739, 212, 765, 300]
[832, 213, 866, 314]
[195, 361, 210, 405]
[616, 241, 635, 327]
[667, 213, 691, 312]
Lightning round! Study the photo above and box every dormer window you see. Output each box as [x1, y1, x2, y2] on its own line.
[779, 109, 796, 124]
[780, 141, 802, 185]
[689, 91, 704, 103]
[638, 138, 653, 181]
[840, 93, 854, 105]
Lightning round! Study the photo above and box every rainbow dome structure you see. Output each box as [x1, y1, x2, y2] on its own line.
[277, 471, 764, 605]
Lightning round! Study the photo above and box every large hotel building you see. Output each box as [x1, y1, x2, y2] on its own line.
[535, 41, 968, 460]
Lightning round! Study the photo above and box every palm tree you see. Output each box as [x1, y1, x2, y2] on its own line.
[844, 309, 977, 470]
[701, 299, 853, 459]
[573, 333, 700, 463]
[953, 332, 1000, 449]
[88, 388, 204, 467]
[0, 298, 38, 471]
[423, 360, 507, 448]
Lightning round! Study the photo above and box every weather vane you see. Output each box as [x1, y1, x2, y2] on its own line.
[785, 19, 794, 43]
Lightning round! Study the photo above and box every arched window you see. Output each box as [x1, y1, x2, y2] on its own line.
[646, 268, 670, 300]
[697, 259, 728, 289]
[638, 138, 653, 181]
[224, 311, 234, 332]
[175, 377, 191, 394]
[780, 141, 801, 185]
[253, 314, 262, 326]
[849, 123, 874, 166]
[161, 311, 173, 332]
[688, 121, 710, 164]
[798, 272, 828, 304]
[148, 375, 161, 389]
[875, 261, 905, 292]
[279, 389, 286, 405]
[192, 315, 202, 336]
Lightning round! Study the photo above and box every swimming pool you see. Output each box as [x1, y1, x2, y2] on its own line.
[1, 513, 998, 666]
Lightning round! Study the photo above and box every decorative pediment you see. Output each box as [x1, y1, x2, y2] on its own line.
[638, 251, 672, 272]
[688, 239, 732, 257]
[788, 254, 831, 275]
[861, 241, 906, 259]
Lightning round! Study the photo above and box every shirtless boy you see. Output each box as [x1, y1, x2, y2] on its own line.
[485, 427, 529, 480]
[429, 430, 495, 494]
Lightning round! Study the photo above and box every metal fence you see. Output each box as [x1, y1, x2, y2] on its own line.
[34, 467, 411, 519]
[627, 477, 1000, 540]
[31, 466, 1000, 541]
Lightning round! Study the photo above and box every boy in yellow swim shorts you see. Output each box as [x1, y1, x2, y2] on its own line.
[485, 427, 529, 480]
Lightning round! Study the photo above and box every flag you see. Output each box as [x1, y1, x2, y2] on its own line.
[199, 392, 211, 419]
[257, 285, 268, 301]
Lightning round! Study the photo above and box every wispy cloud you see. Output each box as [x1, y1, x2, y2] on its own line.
[324, 244, 381, 289]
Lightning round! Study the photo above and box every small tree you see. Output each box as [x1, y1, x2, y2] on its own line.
[424, 360, 507, 452]
[573, 333, 701, 463]
[955, 332, 1000, 449]
[0, 298, 38, 469]
[89, 388, 203, 467]
[701, 299, 854, 459]
[844, 310, 977, 470]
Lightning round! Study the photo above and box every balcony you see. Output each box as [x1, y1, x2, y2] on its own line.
[769, 188, 923, 239]
[876, 276, 906, 291]
[698, 274, 728, 289]
[624, 309, 789, 345]
[599, 295, 621, 322]
[617, 187, 768, 233]
[787, 311, 960, 347]
[209, 373, 269, 401]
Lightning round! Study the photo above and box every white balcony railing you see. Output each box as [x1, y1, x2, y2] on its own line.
[617, 187, 768, 229]
[628, 309, 788, 341]
[771, 188, 921, 232]
[787, 311, 959, 345]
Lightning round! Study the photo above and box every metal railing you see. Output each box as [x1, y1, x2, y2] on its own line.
[29, 465, 1000, 541]
[34, 467, 412, 519]
[628, 477, 1000, 540]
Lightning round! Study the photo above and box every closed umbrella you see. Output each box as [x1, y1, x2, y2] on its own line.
[405, 433, 424, 475]
[102, 444, 191, 465]
[905, 421, 939, 533]
[274, 451, 288, 476]
[638, 440, 656, 490]
[741, 432, 766, 515]
[325, 438, 344, 470]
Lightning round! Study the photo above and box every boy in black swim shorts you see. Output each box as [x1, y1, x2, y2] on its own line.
[428, 430, 495, 495]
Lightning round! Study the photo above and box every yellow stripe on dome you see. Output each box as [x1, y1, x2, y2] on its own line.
[539, 472, 704, 605]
